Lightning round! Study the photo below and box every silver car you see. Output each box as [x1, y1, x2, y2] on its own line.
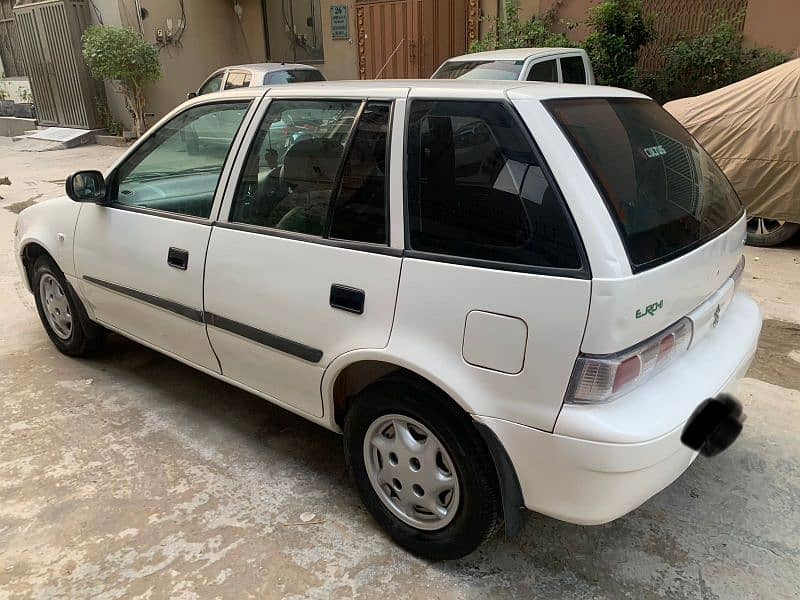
[188, 63, 326, 99]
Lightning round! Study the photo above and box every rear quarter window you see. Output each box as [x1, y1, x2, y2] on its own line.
[405, 100, 584, 272]
[546, 97, 743, 272]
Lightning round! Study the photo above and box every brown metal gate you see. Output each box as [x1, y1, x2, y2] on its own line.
[13, 0, 99, 128]
[356, 0, 479, 79]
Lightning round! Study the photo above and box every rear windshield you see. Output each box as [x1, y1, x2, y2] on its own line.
[264, 69, 325, 85]
[432, 60, 523, 81]
[546, 98, 743, 271]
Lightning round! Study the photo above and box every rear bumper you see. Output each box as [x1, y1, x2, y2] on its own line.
[476, 291, 761, 525]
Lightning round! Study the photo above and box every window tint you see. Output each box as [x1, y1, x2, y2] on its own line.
[527, 59, 558, 82]
[328, 102, 390, 244]
[432, 60, 524, 80]
[560, 56, 586, 84]
[547, 98, 743, 271]
[229, 100, 361, 237]
[198, 73, 224, 95]
[406, 100, 582, 270]
[114, 102, 250, 218]
[267, 69, 325, 85]
[225, 70, 252, 89]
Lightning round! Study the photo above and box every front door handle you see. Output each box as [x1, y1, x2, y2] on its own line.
[167, 247, 189, 270]
[330, 284, 365, 314]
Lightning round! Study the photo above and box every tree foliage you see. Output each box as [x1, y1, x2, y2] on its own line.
[582, 0, 653, 89]
[469, 0, 574, 53]
[82, 26, 160, 137]
[658, 13, 789, 102]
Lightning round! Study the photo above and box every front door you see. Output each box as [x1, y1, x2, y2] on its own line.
[74, 99, 255, 371]
[204, 97, 402, 417]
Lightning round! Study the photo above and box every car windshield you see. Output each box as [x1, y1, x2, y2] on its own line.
[546, 97, 743, 272]
[432, 60, 524, 80]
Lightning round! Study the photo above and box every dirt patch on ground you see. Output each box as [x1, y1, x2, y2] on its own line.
[748, 319, 800, 391]
[3, 198, 38, 214]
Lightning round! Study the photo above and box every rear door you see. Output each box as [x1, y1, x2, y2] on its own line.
[204, 96, 402, 417]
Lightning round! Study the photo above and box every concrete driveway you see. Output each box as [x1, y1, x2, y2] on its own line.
[1, 142, 799, 599]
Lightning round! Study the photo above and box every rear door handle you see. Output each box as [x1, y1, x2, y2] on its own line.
[330, 284, 365, 314]
[167, 247, 189, 270]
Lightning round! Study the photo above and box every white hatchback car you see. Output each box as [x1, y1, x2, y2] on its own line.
[15, 81, 760, 559]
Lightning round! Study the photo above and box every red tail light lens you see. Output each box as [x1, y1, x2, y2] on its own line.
[567, 318, 693, 404]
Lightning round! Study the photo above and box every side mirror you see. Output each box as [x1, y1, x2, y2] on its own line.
[186, 91, 197, 100]
[65, 170, 106, 203]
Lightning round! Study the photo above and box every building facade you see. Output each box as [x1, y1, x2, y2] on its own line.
[4, 0, 798, 131]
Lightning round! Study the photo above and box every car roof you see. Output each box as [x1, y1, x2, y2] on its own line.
[442, 48, 585, 63]
[188, 79, 646, 106]
[225, 63, 322, 75]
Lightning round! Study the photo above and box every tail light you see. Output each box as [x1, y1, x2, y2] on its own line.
[566, 318, 693, 404]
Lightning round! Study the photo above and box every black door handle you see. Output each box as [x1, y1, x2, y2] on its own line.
[330, 284, 365, 314]
[167, 247, 189, 270]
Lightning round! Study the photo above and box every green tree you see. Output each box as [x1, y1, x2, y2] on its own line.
[470, 0, 574, 53]
[82, 26, 161, 137]
[659, 13, 789, 102]
[582, 0, 653, 88]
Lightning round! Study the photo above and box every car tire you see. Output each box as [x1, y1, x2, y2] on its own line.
[32, 255, 103, 357]
[344, 377, 501, 560]
[746, 218, 799, 247]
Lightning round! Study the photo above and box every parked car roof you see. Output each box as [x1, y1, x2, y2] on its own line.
[224, 63, 323, 75]
[443, 48, 584, 62]
[192, 79, 645, 103]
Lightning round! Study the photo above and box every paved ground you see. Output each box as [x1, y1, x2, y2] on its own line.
[1, 143, 799, 599]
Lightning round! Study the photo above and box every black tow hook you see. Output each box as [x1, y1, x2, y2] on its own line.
[681, 394, 745, 457]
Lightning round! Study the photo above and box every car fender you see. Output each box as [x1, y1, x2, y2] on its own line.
[16, 196, 82, 291]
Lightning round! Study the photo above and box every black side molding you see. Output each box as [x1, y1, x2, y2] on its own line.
[205, 312, 323, 364]
[82, 275, 324, 364]
[82, 276, 204, 322]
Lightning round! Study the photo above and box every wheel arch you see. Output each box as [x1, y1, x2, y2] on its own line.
[322, 350, 477, 431]
[324, 350, 527, 536]
[20, 240, 58, 291]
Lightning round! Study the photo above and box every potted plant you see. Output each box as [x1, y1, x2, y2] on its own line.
[81, 26, 161, 138]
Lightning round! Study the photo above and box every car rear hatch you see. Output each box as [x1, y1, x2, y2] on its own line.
[545, 97, 747, 401]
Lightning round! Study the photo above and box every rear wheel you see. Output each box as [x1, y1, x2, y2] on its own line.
[32, 255, 103, 356]
[746, 217, 799, 247]
[344, 378, 500, 559]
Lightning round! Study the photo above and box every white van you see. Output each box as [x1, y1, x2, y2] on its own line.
[432, 48, 595, 84]
[15, 80, 759, 560]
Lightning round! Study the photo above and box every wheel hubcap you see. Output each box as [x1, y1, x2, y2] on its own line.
[747, 217, 786, 236]
[39, 274, 72, 340]
[363, 414, 460, 530]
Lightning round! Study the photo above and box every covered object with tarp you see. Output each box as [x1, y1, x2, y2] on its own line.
[665, 59, 800, 227]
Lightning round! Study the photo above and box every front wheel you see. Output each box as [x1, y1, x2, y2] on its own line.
[746, 217, 799, 247]
[344, 378, 501, 559]
[32, 256, 103, 356]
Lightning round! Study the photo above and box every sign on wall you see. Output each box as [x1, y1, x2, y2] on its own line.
[330, 4, 349, 40]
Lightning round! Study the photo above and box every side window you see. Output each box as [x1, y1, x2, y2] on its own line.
[114, 102, 250, 218]
[229, 99, 362, 237]
[527, 59, 558, 82]
[198, 73, 224, 95]
[225, 70, 252, 89]
[328, 102, 390, 244]
[561, 56, 587, 84]
[406, 100, 582, 270]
